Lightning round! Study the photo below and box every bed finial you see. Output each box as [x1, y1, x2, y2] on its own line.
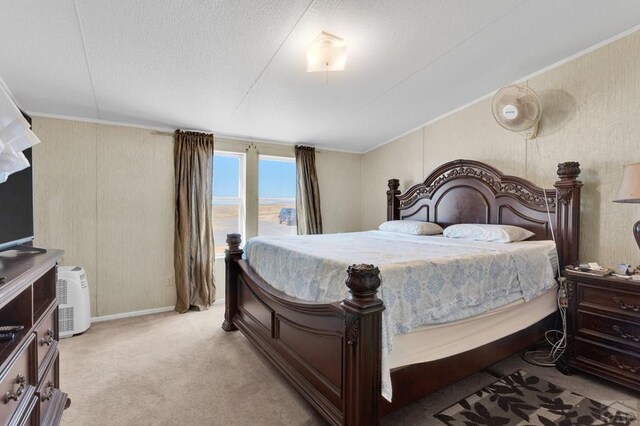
[387, 179, 401, 221]
[557, 162, 581, 180]
[345, 264, 382, 300]
[222, 233, 243, 332]
[226, 233, 242, 252]
[342, 264, 384, 425]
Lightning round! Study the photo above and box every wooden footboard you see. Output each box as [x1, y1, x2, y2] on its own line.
[222, 234, 384, 426]
[222, 234, 554, 425]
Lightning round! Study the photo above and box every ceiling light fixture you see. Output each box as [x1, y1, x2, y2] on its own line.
[0, 85, 41, 184]
[307, 31, 347, 79]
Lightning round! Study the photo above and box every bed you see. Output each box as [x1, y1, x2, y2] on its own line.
[221, 159, 582, 425]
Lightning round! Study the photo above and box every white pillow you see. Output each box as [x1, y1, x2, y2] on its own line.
[443, 224, 534, 243]
[379, 220, 443, 236]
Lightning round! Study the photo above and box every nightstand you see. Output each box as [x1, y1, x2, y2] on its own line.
[563, 267, 640, 392]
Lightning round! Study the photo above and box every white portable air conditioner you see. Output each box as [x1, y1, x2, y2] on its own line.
[56, 266, 91, 338]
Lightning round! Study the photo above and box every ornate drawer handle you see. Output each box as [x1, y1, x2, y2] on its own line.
[4, 374, 26, 403]
[41, 380, 55, 402]
[612, 325, 640, 342]
[40, 329, 54, 346]
[609, 355, 639, 374]
[612, 297, 640, 312]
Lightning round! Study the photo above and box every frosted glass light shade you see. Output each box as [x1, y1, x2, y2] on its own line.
[0, 145, 30, 175]
[0, 116, 31, 147]
[0, 84, 41, 183]
[613, 162, 640, 203]
[9, 129, 40, 152]
[0, 85, 23, 126]
[307, 32, 347, 73]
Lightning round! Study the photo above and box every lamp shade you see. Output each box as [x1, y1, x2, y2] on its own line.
[613, 162, 640, 203]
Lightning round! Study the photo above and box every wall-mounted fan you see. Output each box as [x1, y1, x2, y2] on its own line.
[491, 84, 542, 140]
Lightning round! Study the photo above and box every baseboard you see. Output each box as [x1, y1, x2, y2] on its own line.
[90, 299, 225, 323]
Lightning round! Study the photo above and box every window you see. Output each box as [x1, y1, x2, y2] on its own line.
[258, 155, 296, 237]
[212, 152, 245, 255]
[212, 145, 297, 255]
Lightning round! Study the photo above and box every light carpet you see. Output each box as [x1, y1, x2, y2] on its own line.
[59, 303, 638, 425]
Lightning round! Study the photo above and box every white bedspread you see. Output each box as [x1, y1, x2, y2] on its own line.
[244, 230, 557, 401]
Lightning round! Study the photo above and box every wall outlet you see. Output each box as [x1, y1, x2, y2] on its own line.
[166, 275, 174, 287]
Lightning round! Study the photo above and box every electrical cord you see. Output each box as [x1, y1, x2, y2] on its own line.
[522, 177, 567, 367]
[522, 283, 567, 367]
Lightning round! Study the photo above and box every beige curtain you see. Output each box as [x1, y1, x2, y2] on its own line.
[295, 145, 323, 235]
[173, 130, 215, 313]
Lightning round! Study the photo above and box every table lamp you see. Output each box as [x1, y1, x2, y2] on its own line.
[613, 162, 640, 250]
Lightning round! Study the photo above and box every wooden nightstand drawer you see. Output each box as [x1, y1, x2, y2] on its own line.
[563, 268, 640, 392]
[574, 338, 640, 386]
[579, 284, 640, 319]
[0, 335, 36, 426]
[577, 310, 640, 350]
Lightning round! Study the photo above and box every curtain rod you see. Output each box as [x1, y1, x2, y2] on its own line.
[151, 130, 322, 153]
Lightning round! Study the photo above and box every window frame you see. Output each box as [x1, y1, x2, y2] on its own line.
[212, 151, 246, 255]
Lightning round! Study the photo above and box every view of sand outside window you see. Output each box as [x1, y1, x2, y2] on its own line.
[213, 153, 244, 254]
[258, 155, 296, 238]
[212, 153, 297, 255]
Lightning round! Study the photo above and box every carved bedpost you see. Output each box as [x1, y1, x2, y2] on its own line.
[554, 162, 582, 269]
[387, 179, 401, 221]
[222, 233, 243, 332]
[341, 264, 385, 425]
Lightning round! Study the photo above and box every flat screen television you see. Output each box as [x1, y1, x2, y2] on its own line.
[0, 147, 34, 251]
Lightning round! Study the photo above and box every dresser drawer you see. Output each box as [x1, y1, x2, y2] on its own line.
[10, 394, 36, 426]
[577, 311, 640, 350]
[573, 338, 640, 385]
[0, 335, 35, 426]
[36, 353, 67, 426]
[579, 285, 640, 319]
[37, 353, 57, 424]
[35, 308, 57, 373]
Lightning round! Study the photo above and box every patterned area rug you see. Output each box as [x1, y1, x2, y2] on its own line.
[435, 370, 636, 425]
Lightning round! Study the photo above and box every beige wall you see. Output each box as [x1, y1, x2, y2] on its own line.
[32, 119, 176, 317]
[32, 118, 362, 316]
[316, 150, 363, 234]
[363, 30, 640, 268]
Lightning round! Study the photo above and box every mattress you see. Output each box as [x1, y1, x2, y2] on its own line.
[389, 287, 557, 369]
[245, 230, 558, 400]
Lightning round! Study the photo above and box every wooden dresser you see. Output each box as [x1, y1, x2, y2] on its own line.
[564, 267, 640, 391]
[0, 249, 69, 425]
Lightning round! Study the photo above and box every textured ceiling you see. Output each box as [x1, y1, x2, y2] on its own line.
[1, 1, 639, 152]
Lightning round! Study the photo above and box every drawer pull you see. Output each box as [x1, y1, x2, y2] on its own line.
[609, 355, 639, 374]
[41, 380, 55, 402]
[40, 329, 54, 346]
[612, 297, 640, 312]
[3, 374, 26, 404]
[612, 325, 640, 342]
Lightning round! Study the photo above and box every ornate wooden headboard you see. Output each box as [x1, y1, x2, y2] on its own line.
[386, 159, 582, 269]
